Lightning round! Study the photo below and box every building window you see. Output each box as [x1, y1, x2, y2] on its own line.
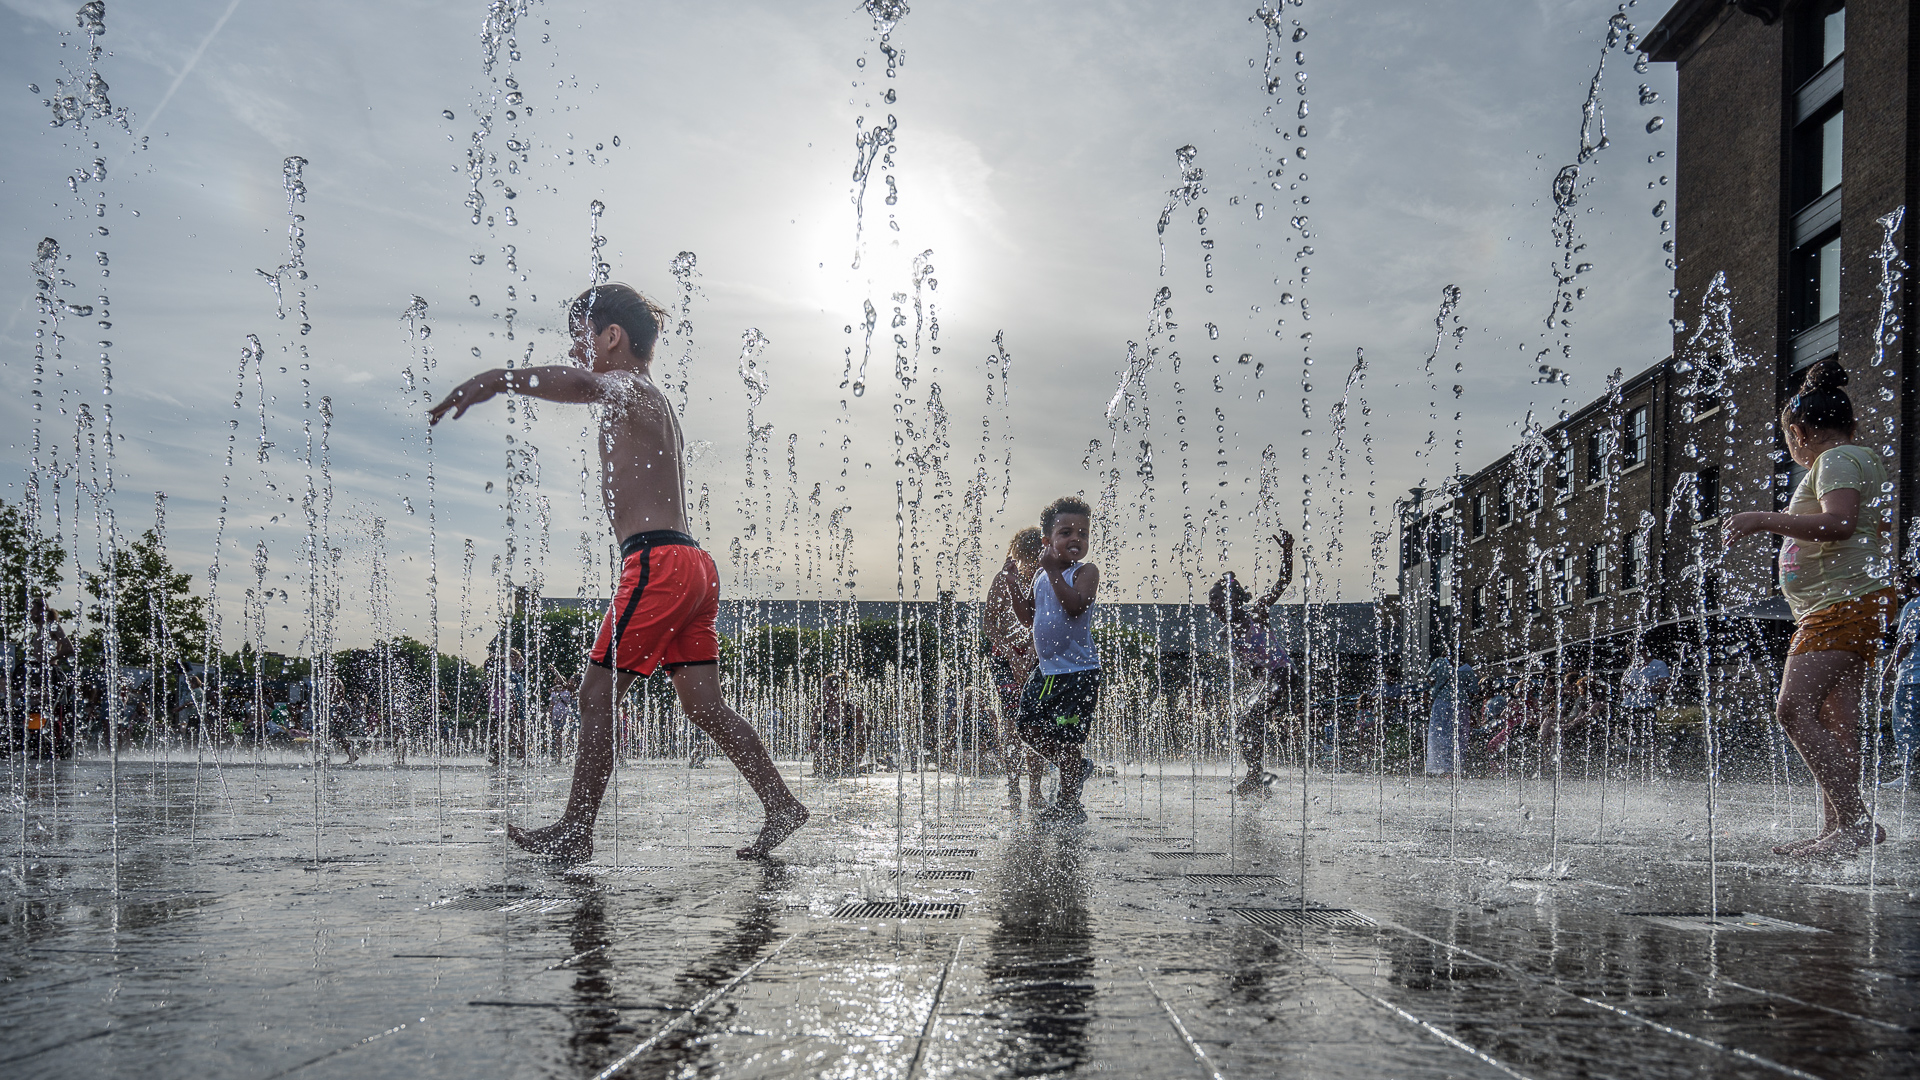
[1527, 569, 1541, 616]
[1792, 231, 1842, 333]
[1693, 466, 1720, 521]
[1702, 569, 1721, 612]
[1470, 494, 1487, 538]
[1500, 577, 1514, 626]
[1550, 555, 1571, 608]
[1585, 543, 1606, 599]
[1621, 406, 1648, 468]
[1496, 482, 1512, 527]
[1523, 464, 1543, 515]
[1797, 2, 1845, 81]
[1585, 430, 1605, 484]
[1792, 107, 1844, 210]
[1470, 585, 1488, 630]
[1552, 438, 1571, 495]
[1620, 531, 1645, 591]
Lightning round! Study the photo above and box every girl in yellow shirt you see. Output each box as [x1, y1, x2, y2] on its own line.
[1725, 358, 1896, 859]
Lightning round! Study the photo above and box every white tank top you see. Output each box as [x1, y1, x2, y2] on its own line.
[1032, 564, 1099, 675]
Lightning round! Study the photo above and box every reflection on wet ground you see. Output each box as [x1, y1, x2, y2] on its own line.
[1, 756, 1915, 1078]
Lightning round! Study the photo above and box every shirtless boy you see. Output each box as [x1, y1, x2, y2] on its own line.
[429, 283, 808, 859]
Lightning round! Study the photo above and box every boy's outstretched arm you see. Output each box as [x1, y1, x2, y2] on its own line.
[428, 366, 616, 424]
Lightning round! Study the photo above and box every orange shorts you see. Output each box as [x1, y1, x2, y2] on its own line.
[590, 531, 720, 676]
[1789, 588, 1898, 658]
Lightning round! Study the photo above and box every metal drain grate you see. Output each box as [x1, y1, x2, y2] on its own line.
[571, 865, 674, 876]
[899, 847, 977, 857]
[1181, 874, 1288, 885]
[889, 868, 977, 880]
[1231, 906, 1374, 928]
[1626, 911, 1822, 933]
[435, 895, 581, 914]
[1149, 851, 1228, 860]
[830, 901, 965, 920]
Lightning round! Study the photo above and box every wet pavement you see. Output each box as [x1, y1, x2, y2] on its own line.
[2, 755, 1916, 1078]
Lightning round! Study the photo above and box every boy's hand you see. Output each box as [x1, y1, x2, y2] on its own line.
[1037, 545, 1066, 573]
[428, 373, 500, 425]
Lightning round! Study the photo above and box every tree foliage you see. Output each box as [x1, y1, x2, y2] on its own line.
[79, 528, 208, 672]
[0, 497, 66, 613]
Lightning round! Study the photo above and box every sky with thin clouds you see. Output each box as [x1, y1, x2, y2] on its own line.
[0, 0, 1680, 658]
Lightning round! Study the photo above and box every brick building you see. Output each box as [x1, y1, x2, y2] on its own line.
[1399, 1, 1913, 732]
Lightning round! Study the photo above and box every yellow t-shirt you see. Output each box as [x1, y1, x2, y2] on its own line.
[1779, 443, 1891, 620]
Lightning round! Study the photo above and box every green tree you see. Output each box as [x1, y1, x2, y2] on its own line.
[79, 528, 209, 672]
[0, 497, 65, 612]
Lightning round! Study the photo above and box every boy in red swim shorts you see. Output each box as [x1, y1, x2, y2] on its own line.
[430, 282, 807, 860]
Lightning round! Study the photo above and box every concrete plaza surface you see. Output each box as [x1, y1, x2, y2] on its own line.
[2, 755, 1916, 1079]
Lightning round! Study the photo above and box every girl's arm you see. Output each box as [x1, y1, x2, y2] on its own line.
[1256, 531, 1296, 612]
[997, 559, 1036, 627]
[1723, 488, 1861, 545]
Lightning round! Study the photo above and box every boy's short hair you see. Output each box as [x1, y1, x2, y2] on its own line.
[569, 283, 666, 358]
[1040, 496, 1092, 534]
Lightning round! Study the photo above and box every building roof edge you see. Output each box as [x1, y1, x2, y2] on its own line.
[1644, 0, 1728, 63]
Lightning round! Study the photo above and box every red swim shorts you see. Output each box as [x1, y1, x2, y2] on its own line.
[590, 530, 720, 676]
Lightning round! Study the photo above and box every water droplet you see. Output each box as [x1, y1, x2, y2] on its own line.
[1291, 26, 1306, 42]
[469, 253, 485, 265]
[469, 294, 481, 306]
[484, 481, 494, 494]
[1205, 322, 1220, 339]
[1645, 116, 1664, 133]
[442, 109, 455, 119]
[1237, 353, 1252, 364]
[1637, 84, 1659, 106]
[589, 199, 605, 215]
[1254, 202, 1265, 219]
[1651, 200, 1667, 217]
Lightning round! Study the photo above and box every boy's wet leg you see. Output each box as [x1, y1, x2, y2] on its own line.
[669, 662, 809, 858]
[508, 661, 629, 861]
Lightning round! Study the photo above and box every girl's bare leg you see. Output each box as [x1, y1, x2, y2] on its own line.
[1772, 650, 1870, 852]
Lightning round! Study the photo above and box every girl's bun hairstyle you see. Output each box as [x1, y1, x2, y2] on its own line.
[1783, 357, 1855, 432]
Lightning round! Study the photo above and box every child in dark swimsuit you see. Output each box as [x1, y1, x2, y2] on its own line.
[1207, 530, 1295, 797]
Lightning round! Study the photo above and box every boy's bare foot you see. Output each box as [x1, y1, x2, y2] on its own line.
[1770, 833, 1828, 856]
[737, 802, 810, 860]
[1795, 822, 1885, 860]
[508, 819, 594, 862]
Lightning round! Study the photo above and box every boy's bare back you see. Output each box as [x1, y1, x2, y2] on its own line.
[594, 371, 687, 539]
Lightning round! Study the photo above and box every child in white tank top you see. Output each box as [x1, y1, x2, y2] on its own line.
[995, 496, 1102, 823]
